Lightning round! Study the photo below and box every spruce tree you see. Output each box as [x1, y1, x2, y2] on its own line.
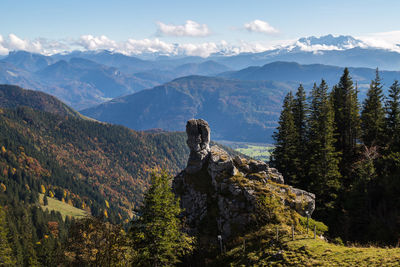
[331, 68, 361, 180]
[385, 80, 400, 150]
[361, 68, 385, 147]
[292, 84, 308, 187]
[271, 92, 299, 185]
[130, 170, 194, 267]
[307, 81, 341, 217]
[0, 206, 15, 266]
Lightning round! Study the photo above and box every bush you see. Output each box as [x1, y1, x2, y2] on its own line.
[298, 216, 328, 235]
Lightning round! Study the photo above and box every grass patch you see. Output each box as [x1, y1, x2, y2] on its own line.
[283, 237, 400, 266]
[39, 193, 88, 220]
[235, 145, 273, 162]
[215, 140, 274, 162]
[217, 227, 400, 266]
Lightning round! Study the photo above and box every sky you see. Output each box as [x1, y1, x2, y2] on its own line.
[1, 0, 400, 56]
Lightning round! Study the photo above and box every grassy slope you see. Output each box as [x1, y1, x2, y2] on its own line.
[39, 194, 88, 220]
[219, 229, 400, 266]
[283, 238, 400, 266]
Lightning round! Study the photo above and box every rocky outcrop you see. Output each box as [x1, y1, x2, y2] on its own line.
[173, 119, 315, 240]
[185, 119, 211, 174]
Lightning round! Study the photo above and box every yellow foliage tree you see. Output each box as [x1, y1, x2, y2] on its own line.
[49, 191, 54, 198]
[41, 185, 46, 194]
[1, 146, 6, 153]
[0, 183, 6, 192]
[104, 209, 108, 218]
[105, 200, 110, 209]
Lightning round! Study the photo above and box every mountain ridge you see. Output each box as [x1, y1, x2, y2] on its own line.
[81, 75, 294, 142]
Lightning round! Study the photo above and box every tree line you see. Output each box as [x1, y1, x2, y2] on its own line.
[271, 68, 400, 244]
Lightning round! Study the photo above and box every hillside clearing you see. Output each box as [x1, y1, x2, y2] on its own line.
[39, 193, 88, 220]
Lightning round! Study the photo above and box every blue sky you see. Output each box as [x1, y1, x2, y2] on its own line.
[1, 0, 400, 56]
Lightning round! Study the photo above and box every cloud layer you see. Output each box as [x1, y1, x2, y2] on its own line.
[1, 32, 400, 58]
[357, 31, 400, 53]
[244, 20, 278, 34]
[156, 20, 210, 37]
[0, 33, 275, 57]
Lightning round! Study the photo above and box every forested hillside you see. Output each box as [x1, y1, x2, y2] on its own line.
[82, 76, 295, 142]
[0, 84, 81, 119]
[0, 84, 250, 265]
[0, 106, 189, 219]
[271, 68, 400, 244]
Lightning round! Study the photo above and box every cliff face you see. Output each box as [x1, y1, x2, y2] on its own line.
[173, 119, 315, 241]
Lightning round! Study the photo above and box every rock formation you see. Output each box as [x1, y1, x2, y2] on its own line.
[173, 119, 315, 240]
[185, 119, 211, 174]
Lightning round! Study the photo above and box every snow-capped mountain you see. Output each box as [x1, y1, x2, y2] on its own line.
[293, 34, 365, 51]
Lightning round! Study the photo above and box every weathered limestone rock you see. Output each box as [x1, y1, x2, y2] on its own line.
[288, 187, 316, 216]
[208, 146, 237, 187]
[185, 119, 211, 174]
[173, 119, 316, 240]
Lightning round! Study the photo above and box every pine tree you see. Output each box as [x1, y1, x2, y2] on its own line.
[292, 84, 308, 187]
[331, 68, 361, 180]
[0, 206, 15, 266]
[361, 68, 385, 147]
[130, 170, 194, 267]
[307, 80, 341, 217]
[385, 80, 400, 150]
[271, 92, 299, 185]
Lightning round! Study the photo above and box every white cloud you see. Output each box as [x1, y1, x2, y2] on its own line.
[8, 34, 29, 51]
[125, 38, 175, 55]
[0, 35, 8, 55]
[156, 20, 210, 37]
[244, 20, 278, 34]
[178, 42, 219, 57]
[357, 31, 400, 52]
[78, 35, 118, 50]
[0, 33, 286, 57]
[0, 34, 70, 55]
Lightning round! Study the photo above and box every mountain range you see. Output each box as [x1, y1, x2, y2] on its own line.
[219, 61, 400, 96]
[1, 34, 400, 142]
[81, 62, 400, 143]
[0, 51, 231, 109]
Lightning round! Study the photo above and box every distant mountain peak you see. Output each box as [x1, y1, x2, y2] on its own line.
[292, 34, 365, 51]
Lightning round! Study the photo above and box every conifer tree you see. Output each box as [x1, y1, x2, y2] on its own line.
[0, 206, 15, 266]
[130, 170, 194, 267]
[385, 80, 400, 150]
[331, 68, 361, 179]
[307, 81, 341, 216]
[361, 68, 385, 147]
[271, 92, 299, 185]
[292, 84, 308, 187]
